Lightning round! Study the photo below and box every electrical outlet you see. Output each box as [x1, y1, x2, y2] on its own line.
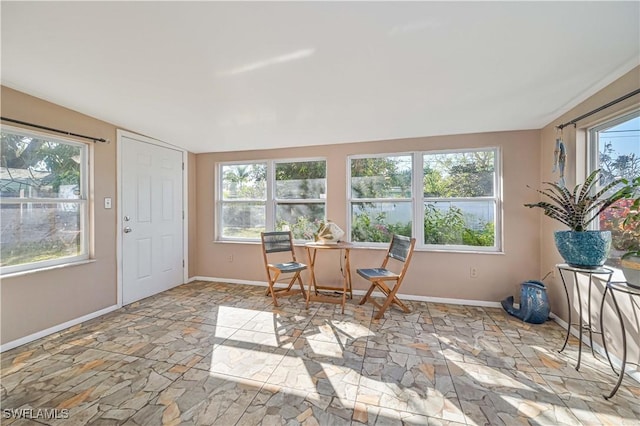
[227, 254, 233, 263]
[470, 267, 478, 279]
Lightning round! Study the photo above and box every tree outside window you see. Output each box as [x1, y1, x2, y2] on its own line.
[348, 150, 500, 250]
[219, 159, 326, 240]
[423, 150, 497, 248]
[591, 111, 640, 266]
[1, 128, 88, 273]
[350, 155, 413, 243]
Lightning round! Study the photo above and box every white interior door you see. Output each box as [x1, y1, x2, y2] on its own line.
[121, 135, 184, 305]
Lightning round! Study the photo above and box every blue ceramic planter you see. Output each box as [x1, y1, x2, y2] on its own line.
[554, 230, 611, 269]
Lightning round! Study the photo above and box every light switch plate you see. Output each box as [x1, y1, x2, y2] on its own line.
[104, 197, 112, 209]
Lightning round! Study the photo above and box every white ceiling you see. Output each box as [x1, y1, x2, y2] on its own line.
[2, 2, 639, 154]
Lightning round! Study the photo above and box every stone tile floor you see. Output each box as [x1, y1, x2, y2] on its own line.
[2, 280, 640, 425]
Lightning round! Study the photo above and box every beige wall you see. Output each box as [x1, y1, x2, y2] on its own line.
[538, 66, 640, 368]
[1, 86, 118, 344]
[195, 130, 542, 302]
[1, 87, 196, 346]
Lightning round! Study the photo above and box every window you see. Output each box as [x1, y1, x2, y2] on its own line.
[348, 148, 501, 251]
[219, 159, 326, 240]
[349, 155, 413, 243]
[589, 110, 640, 266]
[275, 160, 326, 239]
[422, 149, 499, 250]
[220, 163, 267, 239]
[1, 127, 89, 274]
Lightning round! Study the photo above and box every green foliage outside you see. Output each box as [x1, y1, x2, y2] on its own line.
[276, 216, 324, 240]
[351, 152, 496, 246]
[423, 205, 494, 246]
[351, 211, 412, 243]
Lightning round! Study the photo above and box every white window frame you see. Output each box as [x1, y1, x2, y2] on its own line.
[273, 158, 327, 239]
[586, 109, 639, 260]
[0, 125, 90, 275]
[217, 157, 327, 241]
[347, 152, 414, 247]
[347, 147, 502, 252]
[419, 147, 502, 252]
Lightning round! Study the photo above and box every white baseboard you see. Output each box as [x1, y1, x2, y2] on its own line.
[0, 304, 120, 353]
[191, 276, 267, 287]
[189, 276, 502, 308]
[551, 313, 640, 384]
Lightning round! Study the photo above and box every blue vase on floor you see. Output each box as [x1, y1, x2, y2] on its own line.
[501, 280, 550, 324]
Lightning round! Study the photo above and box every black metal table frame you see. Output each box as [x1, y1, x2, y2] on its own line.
[599, 280, 640, 399]
[557, 264, 614, 371]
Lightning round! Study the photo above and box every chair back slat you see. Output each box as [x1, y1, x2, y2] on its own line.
[262, 231, 294, 253]
[388, 234, 412, 262]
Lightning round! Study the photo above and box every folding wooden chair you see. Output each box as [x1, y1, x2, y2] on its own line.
[357, 234, 416, 319]
[261, 231, 307, 307]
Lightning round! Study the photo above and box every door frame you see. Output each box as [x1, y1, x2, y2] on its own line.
[116, 129, 189, 307]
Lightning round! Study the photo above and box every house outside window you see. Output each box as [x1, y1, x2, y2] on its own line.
[348, 148, 501, 251]
[219, 159, 326, 241]
[589, 110, 640, 266]
[1, 126, 89, 274]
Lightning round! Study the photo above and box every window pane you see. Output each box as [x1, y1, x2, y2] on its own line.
[351, 156, 412, 199]
[423, 151, 495, 197]
[221, 202, 265, 238]
[221, 164, 266, 200]
[351, 202, 412, 243]
[595, 113, 640, 266]
[424, 201, 495, 246]
[0, 202, 82, 267]
[275, 161, 326, 199]
[276, 203, 325, 240]
[0, 133, 82, 199]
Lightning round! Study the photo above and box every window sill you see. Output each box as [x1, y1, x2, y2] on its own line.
[215, 239, 504, 254]
[1, 259, 96, 279]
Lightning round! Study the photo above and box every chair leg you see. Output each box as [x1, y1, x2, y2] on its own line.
[374, 280, 406, 320]
[358, 283, 376, 305]
[268, 270, 281, 307]
[269, 282, 279, 307]
[297, 275, 306, 299]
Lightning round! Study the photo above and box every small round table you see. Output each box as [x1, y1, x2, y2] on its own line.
[599, 280, 640, 399]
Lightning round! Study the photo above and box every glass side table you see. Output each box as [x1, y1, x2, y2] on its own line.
[557, 264, 614, 371]
[599, 281, 640, 399]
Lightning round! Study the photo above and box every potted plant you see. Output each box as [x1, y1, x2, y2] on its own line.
[619, 176, 640, 287]
[525, 169, 630, 269]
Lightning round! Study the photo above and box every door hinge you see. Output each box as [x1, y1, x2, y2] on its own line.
[182, 162, 184, 170]
[183, 260, 185, 267]
[182, 211, 184, 219]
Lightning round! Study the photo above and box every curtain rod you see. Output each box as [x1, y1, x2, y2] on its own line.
[0, 117, 110, 143]
[557, 88, 640, 130]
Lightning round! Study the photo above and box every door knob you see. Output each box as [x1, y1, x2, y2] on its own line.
[124, 227, 133, 233]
